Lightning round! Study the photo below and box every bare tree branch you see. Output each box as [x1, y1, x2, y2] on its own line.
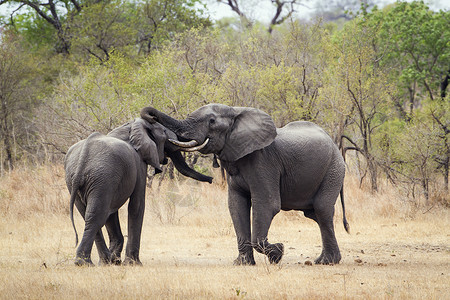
[268, 0, 296, 33]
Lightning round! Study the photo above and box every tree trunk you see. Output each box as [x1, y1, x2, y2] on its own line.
[1, 100, 14, 171]
[422, 178, 429, 204]
[443, 153, 449, 192]
[367, 156, 378, 193]
[440, 69, 449, 99]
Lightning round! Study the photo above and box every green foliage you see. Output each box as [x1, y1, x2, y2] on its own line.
[67, 0, 138, 62]
[41, 53, 138, 151]
[0, 0, 448, 199]
[365, 1, 450, 108]
[2, 0, 211, 59]
[385, 101, 449, 200]
[0, 31, 43, 170]
[323, 16, 396, 191]
[8, 9, 56, 52]
[133, 0, 212, 54]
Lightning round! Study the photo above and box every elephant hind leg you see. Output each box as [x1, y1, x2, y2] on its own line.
[105, 211, 124, 265]
[74, 197, 112, 265]
[301, 208, 339, 264]
[95, 229, 112, 265]
[313, 203, 342, 265]
[75, 194, 111, 266]
[303, 209, 318, 222]
[313, 205, 341, 264]
[313, 224, 341, 265]
[312, 171, 344, 265]
[73, 199, 94, 266]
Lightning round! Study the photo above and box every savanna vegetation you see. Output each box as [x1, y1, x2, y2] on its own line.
[0, 0, 448, 202]
[0, 0, 448, 298]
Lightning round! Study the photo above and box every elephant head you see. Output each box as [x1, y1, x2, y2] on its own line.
[140, 104, 277, 162]
[108, 116, 213, 183]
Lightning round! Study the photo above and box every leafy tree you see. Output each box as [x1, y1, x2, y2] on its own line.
[67, 0, 138, 62]
[428, 99, 450, 192]
[216, 22, 327, 127]
[68, 0, 212, 61]
[328, 17, 394, 192]
[1, 0, 211, 57]
[0, 31, 40, 171]
[0, 0, 81, 54]
[362, 1, 450, 193]
[135, 0, 212, 55]
[39, 53, 140, 154]
[387, 102, 449, 202]
[367, 1, 450, 117]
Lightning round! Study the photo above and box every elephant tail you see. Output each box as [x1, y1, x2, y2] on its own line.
[340, 185, 350, 233]
[69, 185, 79, 247]
[69, 132, 100, 247]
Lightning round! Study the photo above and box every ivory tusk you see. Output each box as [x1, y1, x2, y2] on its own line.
[169, 139, 198, 148]
[178, 138, 209, 152]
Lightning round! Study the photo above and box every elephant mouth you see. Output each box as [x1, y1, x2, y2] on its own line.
[169, 138, 209, 152]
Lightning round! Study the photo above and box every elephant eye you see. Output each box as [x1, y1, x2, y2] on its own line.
[209, 118, 215, 125]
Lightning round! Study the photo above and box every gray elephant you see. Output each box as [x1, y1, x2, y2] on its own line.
[142, 104, 349, 265]
[64, 116, 212, 266]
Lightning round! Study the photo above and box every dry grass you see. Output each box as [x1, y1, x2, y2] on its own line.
[0, 165, 449, 299]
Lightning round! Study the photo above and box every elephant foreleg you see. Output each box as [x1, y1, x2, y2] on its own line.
[251, 197, 283, 264]
[228, 188, 254, 265]
[124, 187, 145, 266]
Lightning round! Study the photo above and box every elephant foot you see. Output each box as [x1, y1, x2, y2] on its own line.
[233, 252, 255, 266]
[74, 256, 94, 267]
[97, 254, 121, 266]
[110, 255, 122, 265]
[98, 253, 112, 266]
[266, 243, 284, 264]
[314, 251, 341, 265]
[123, 257, 143, 266]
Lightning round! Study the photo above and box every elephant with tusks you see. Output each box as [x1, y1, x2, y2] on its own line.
[142, 104, 349, 265]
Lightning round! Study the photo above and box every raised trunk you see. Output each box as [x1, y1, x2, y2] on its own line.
[141, 107, 186, 136]
[141, 107, 212, 183]
[168, 151, 212, 184]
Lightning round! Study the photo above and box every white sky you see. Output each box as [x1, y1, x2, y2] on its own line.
[0, 0, 449, 22]
[204, 0, 450, 22]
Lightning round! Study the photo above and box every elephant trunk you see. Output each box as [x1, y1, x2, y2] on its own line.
[141, 107, 187, 137]
[168, 151, 213, 184]
[141, 107, 212, 183]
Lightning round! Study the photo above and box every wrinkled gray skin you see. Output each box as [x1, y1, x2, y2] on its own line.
[65, 117, 212, 266]
[143, 104, 349, 265]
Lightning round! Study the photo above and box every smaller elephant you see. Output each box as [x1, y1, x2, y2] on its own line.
[65, 116, 211, 266]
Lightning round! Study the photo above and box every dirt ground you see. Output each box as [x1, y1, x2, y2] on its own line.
[0, 168, 448, 299]
[0, 206, 448, 299]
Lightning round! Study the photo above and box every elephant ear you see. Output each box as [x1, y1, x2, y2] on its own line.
[220, 107, 277, 162]
[130, 119, 162, 173]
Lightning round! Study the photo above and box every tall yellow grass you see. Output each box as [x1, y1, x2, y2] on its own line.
[0, 165, 448, 299]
